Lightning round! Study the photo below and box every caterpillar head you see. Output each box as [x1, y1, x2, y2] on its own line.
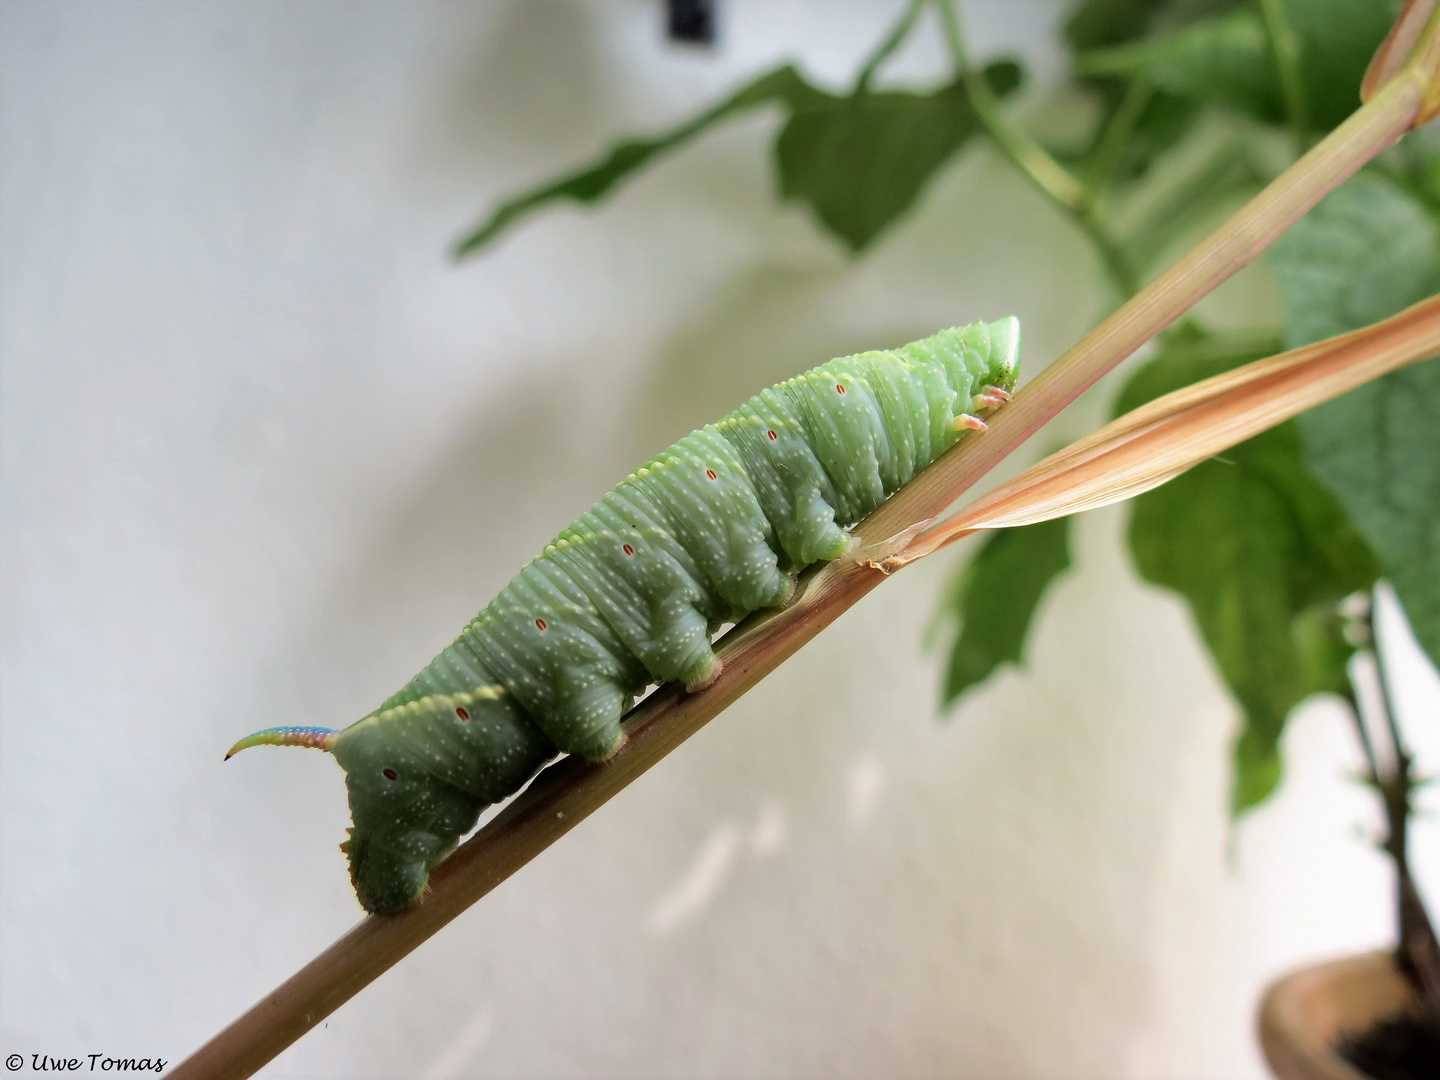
[978, 315, 1021, 396]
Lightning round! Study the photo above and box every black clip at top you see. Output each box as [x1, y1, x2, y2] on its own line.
[668, 0, 716, 45]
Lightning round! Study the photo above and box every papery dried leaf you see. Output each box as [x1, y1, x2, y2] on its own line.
[896, 295, 1440, 562]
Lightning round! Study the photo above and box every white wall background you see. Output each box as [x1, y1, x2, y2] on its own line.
[2, 1, 1436, 1077]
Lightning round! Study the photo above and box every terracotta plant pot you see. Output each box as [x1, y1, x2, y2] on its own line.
[1258, 952, 1426, 1080]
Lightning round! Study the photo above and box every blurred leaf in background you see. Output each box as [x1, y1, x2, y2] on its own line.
[455, 0, 1021, 257]
[1060, 0, 1219, 184]
[453, 64, 827, 257]
[1074, 0, 1399, 131]
[934, 516, 1071, 709]
[1298, 360, 1440, 670]
[1271, 172, 1440, 345]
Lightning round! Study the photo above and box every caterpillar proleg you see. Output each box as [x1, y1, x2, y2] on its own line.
[229, 317, 1020, 913]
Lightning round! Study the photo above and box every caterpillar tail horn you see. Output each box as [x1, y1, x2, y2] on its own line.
[225, 726, 339, 760]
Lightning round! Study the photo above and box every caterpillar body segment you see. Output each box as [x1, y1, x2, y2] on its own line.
[229, 317, 1020, 913]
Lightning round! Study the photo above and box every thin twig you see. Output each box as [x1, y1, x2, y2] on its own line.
[854, 0, 928, 95]
[170, 18, 1440, 1080]
[935, 0, 1084, 210]
[1083, 76, 1155, 199]
[1365, 590, 1440, 1030]
[1258, 0, 1310, 158]
[934, 0, 1138, 296]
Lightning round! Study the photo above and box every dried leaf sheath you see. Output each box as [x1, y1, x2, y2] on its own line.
[896, 295, 1440, 561]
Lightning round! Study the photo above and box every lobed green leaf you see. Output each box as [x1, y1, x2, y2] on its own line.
[1297, 364, 1440, 670]
[454, 55, 1020, 259]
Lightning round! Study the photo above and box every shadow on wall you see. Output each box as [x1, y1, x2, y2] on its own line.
[272, 376, 614, 726]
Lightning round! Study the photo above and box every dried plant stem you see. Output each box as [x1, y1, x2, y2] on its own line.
[170, 23, 1440, 1080]
[1349, 592, 1440, 1031]
[891, 295, 1440, 559]
[1259, 0, 1310, 157]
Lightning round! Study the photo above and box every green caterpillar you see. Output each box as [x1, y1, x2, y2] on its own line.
[229, 318, 1020, 913]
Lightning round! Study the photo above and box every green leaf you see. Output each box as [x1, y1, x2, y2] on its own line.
[936, 516, 1072, 709]
[1269, 172, 1440, 347]
[1061, 2, 1231, 187]
[1292, 601, 1357, 700]
[1298, 362, 1440, 669]
[1063, 0, 1242, 52]
[452, 64, 829, 258]
[1284, 0, 1404, 133]
[1110, 325, 1283, 416]
[1064, 0, 1168, 52]
[1130, 428, 1378, 810]
[1105, 89, 1203, 185]
[454, 54, 1020, 258]
[774, 61, 1022, 251]
[1119, 340, 1379, 812]
[1076, 0, 1398, 132]
[1078, 9, 1277, 119]
[1270, 171, 1440, 669]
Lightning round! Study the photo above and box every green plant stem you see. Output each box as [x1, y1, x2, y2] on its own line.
[934, 0, 1138, 297]
[1343, 685, 1382, 781]
[169, 17, 1440, 1080]
[1084, 76, 1155, 197]
[855, 0, 928, 95]
[1257, 0, 1310, 158]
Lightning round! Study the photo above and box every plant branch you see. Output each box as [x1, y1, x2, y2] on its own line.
[935, 0, 1085, 210]
[1257, 0, 1310, 158]
[170, 15, 1440, 1080]
[1351, 589, 1440, 1032]
[1084, 76, 1155, 197]
[855, 0, 928, 95]
[936, 0, 1137, 295]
